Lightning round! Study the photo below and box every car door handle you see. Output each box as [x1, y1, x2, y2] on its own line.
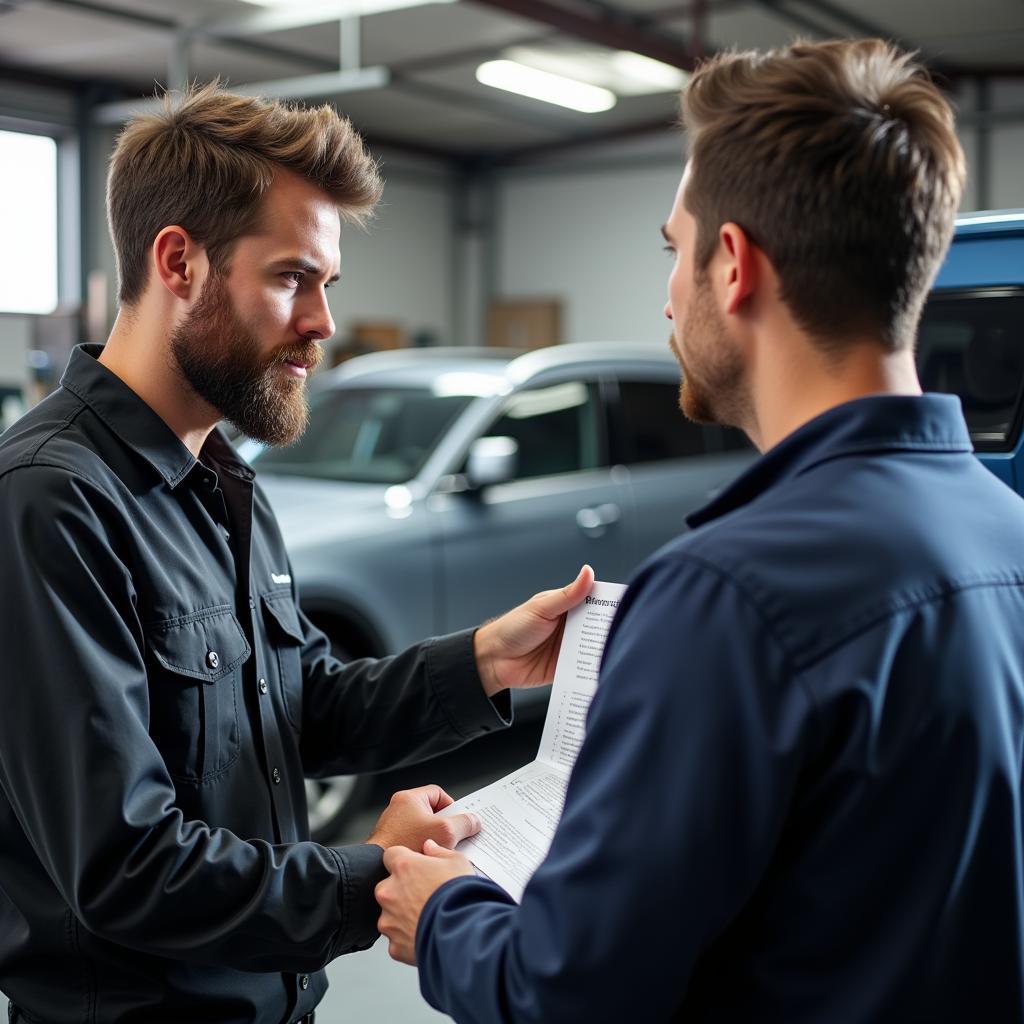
[576, 503, 621, 537]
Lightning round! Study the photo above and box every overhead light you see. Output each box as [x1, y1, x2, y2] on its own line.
[505, 45, 688, 96]
[610, 52, 688, 92]
[476, 60, 616, 114]
[238, 0, 454, 13]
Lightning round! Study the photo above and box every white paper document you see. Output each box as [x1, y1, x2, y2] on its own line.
[442, 580, 627, 902]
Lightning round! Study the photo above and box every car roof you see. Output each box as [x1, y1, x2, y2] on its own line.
[954, 209, 1024, 239]
[316, 341, 676, 390]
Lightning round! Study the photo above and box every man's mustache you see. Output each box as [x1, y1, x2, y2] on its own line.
[273, 342, 324, 372]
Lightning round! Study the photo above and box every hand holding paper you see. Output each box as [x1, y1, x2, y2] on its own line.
[444, 580, 627, 901]
[472, 564, 596, 697]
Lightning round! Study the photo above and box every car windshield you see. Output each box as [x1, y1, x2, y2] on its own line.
[248, 386, 474, 483]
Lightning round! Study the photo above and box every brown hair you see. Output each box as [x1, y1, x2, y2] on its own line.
[681, 39, 966, 352]
[107, 81, 383, 305]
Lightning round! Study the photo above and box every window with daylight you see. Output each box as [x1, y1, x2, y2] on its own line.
[0, 129, 59, 314]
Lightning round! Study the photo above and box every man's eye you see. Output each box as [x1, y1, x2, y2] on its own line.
[282, 272, 302, 284]
[662, 245, 676, 258]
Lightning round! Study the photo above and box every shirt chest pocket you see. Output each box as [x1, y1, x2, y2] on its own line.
[260, 591, 305, 732]
[146, 607, 251, 783]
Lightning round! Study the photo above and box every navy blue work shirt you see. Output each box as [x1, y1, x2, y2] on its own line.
[0, 345, 510, 1023]
[417, 394, 1024, 1023]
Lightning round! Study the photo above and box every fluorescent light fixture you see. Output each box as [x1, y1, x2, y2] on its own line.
[610, 51, 688, 91]
[476, 60, 616, 113]
[239, 0, 453, 13]
[505, 45, 687, 96]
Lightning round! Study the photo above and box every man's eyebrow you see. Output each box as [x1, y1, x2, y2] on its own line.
[660, 224, 673, 243]
[271, 257, 341, 283]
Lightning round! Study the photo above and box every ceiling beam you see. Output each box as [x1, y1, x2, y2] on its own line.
[467, 0, 696, 71]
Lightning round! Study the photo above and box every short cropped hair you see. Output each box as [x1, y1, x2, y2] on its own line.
[107, 81, 383, 305]
[682, 39, 966, 353]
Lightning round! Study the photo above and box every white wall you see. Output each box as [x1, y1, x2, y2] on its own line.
[498, 146, 684, 347]
[991, 81, 1024, 212]
[327, 158, 456, 346]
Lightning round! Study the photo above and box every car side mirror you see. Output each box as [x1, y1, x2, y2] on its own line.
[465, 436, 518, 489]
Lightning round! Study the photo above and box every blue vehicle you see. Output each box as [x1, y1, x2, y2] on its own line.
[919, 210, 1024, 491]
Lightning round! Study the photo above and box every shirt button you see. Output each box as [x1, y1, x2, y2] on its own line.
[272, 767, 282, 784]
[300, 974, 310, 990]
[206, 650, 220, 670]
[259, 678, 269, 694]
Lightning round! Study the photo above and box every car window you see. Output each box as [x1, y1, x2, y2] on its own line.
[248, 386, 473, 483]
[485, 380, 604, 480]
[616, 380, 708, 462]
[917, 288, 1024, 452]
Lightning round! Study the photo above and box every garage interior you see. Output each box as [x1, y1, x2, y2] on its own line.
[1, 0, 1023, 1019]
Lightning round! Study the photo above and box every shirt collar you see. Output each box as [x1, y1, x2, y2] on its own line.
[59, 343, 254, 488]
[688, 393, 973, 529]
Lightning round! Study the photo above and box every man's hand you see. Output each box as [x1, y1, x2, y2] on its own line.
[366, 785, 481, 852]
[474, 564, 595, 697]
[376, 840, 475, 964]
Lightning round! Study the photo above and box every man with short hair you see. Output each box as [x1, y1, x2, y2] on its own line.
[376, 39, 1024, 1022]
[0, 83, 592, 1023]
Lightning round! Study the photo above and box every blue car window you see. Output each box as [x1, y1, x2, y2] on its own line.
[918, 287, 1024, 452]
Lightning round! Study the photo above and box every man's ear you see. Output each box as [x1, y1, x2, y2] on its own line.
[718, 222, 758, 316]
[151, 225, 206, 301]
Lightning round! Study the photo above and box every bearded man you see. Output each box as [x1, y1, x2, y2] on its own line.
[0, 84, 591, 1024]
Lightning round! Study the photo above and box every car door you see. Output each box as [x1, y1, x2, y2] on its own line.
[608, 375, 757, 567]
[432, 376, 634, 633]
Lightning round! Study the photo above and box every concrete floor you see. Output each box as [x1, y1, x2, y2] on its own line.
[1, 719, 542, 1022]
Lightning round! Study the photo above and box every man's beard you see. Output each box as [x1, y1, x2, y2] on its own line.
[170, 273, 322, 446]
[673, 273, 748, 429]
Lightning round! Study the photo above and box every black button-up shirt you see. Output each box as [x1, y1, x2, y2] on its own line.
[0, 345, 510, 1023]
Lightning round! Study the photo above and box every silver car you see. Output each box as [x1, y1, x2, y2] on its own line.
[242, 342, 755, 839]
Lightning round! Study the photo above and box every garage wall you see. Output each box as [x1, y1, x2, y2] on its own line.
[991, 81, 1024, 211]
[327, 159, 457, 348]
[497, 139, 685, 347]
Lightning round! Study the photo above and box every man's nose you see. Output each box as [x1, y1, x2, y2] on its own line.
[664, 300, 673, 321]
[298, 289, 336, 340]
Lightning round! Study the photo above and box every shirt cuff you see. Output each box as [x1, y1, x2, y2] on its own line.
[426, 629, 512, 739]
[416, 874, 516, 1011]
[328, 843, 389, 955]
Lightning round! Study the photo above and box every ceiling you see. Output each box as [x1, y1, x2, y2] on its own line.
[1, 0, 1022, 165]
